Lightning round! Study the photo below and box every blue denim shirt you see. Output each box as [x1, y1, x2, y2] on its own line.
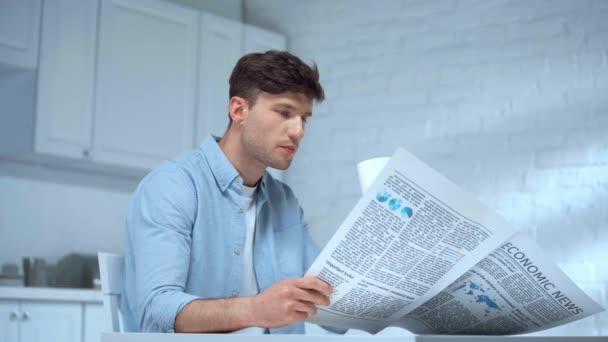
[122, 136, 320, 334]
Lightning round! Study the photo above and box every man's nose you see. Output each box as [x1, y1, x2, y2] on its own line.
[287, 118, 305, 141]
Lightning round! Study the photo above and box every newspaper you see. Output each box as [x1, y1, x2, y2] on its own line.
[305, 147, 604, 335]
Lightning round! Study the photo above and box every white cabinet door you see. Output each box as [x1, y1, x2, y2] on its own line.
[35, 0, 98, 159]
[83, 303, 103, 342]
[19, 302, 81, 342]
[243, 24, 287, 54]
[94, 0, 197, 169]
[196, 12, 242, 144]
[0, 300, 19, 342]
[242, 25, 287, 182]
[0, 0, 41, 69]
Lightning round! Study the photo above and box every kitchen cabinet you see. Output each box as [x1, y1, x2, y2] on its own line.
[3, 0, 287, 176]
[19, 302, 82, 342]
[35, 0, 98, 159]
[93, 0, 198, 169]
[35, 0, 199, 171]
[0, 287, 104, 342]
[0, 0, 41, 70]
[0, 299, 81, 342]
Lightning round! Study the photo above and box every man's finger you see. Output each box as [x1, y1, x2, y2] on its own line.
[306, 288, 331, 306]
[299, 289, 330, 306]
[292, 301, 317, 315]
[294, 277, 333, 295]
[292, 287, 330, 306]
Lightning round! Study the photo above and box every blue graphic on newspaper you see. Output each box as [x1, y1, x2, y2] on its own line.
[401, 206, 413, 218]
[376, 189, 391, 202]
[451, 280, 503, 317]
[388, 198, 402, 210]
[376, 189, 415, 218]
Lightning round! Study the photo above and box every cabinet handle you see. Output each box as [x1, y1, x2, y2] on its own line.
[83, 149, 90, 157]
[21, 311, 30, 321]
[9, 311, 19, 321]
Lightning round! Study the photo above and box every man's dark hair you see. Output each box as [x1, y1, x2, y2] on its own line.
[229, 51, 325, 114]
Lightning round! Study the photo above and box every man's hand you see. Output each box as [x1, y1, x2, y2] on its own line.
[248, 277, 332, 328]
[175, 277, 332, 333]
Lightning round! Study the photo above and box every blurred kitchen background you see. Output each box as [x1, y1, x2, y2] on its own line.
[0, 0, 606, 338]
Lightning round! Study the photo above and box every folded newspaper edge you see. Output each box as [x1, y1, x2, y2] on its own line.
[304, 147, 605, 335]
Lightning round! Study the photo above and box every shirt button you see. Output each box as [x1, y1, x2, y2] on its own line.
[234, 248, 240, 255]
[236, 177, 241, 183]
[239, 207, 244, 213]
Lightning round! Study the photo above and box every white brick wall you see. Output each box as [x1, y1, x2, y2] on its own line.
[245, 0, 608, 335]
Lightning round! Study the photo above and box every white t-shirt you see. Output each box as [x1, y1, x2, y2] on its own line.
[233, 183, 265, 334]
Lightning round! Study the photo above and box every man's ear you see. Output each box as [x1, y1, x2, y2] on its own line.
[228, 96, 248, 125]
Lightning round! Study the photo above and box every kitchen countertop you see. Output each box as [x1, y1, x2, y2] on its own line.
[0, 285, 103, 303]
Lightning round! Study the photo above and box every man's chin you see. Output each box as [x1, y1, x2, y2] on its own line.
[267, 159, 292, 171]
[268, 164, 289, 171]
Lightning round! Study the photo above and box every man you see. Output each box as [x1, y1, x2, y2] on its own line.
[122, 51, 337, 334]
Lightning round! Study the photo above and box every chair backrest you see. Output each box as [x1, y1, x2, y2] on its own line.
[97, 252, 124, 333]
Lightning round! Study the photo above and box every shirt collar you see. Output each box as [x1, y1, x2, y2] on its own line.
[200, 135, 240, 192]
[199, 135, 269, 195]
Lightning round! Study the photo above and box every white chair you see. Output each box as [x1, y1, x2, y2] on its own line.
[98, 252, 124, 332]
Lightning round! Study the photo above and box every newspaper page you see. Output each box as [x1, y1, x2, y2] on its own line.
[305, 147, 516, 333]
[394, 232, 605, 334]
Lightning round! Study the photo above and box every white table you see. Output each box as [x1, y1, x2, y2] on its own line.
[101, 333, 607, 342]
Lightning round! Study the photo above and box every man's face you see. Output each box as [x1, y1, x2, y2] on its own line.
[240, 91, 313, 170]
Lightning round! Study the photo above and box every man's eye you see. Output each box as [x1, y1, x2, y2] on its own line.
[278, 111, 290, 118]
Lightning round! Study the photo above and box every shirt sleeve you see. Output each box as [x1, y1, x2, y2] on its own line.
[125, 168, 201, 332]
